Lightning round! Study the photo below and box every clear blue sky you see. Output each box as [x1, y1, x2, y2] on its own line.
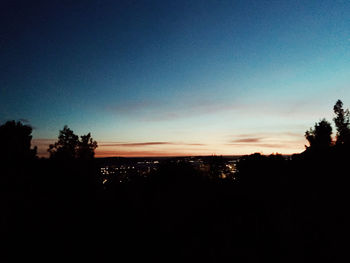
[1, 0, 350, 157]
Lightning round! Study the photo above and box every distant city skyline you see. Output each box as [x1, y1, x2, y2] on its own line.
[2, 1, 350, 157]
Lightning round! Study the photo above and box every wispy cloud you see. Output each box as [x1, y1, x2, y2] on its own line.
[106, 98, 240, 121]
[99, 141, 206, 147]
[232, 132, 303, 139]
[106, 96, 327, 123]
[228, 143, 294, 149]
[100, 142, 173, 147]
[231, 137, 262, 143]
[228, 132, 306, 150]
[95, 150, 190, 157]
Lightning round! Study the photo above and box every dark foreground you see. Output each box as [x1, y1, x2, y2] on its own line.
[1, 150, 349, 262]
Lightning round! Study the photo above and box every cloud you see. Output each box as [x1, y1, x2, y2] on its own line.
[32, 138, 207, 158]
[100, 142, 173, 147]
[228, 143, 294, 149]
[106, 98, 240, 121]
[95, 150, 198, 157]
[231, 137, 262, 143]
[282, 132, 302, 138]
[228, 131, 307, 150]
[143, 101, 239, 121]
[231, 131, 303, 139]
[99, 141, 206, 147]
[106, 95, 336, 125]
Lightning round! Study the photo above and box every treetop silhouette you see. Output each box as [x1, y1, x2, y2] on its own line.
[304, 99, 350, 153]
[48, 125, 97, 160]
[77, 133, 98, 160]
[0, 120, 37, 162]
[305, 119, 333, 151]
[333, 99, 350, 145]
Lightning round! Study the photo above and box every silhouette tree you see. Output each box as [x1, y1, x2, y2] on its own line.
[48, 125, 79, 160]
[0, 120, 37, 162]
[333, 99, 350, 145]
[305, 119, 333, 151]
[77, 133, 98, 160]
[48, 125, 97, 160]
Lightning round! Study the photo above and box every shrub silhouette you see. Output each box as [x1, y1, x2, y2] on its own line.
[0, 120, 37, 162]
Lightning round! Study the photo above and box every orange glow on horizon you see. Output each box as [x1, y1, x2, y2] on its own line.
[33, 136, 307, 158]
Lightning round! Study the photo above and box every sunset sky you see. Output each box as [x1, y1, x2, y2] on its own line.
[1, 0, 350, 157]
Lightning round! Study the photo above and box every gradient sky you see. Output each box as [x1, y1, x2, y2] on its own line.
[1, 0, 350, 157]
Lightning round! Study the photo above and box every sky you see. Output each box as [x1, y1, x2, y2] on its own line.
[1, 0, 350, 157]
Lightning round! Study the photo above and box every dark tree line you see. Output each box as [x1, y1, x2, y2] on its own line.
[1, 100, 350, 262]
[0, 122, 98, 162]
